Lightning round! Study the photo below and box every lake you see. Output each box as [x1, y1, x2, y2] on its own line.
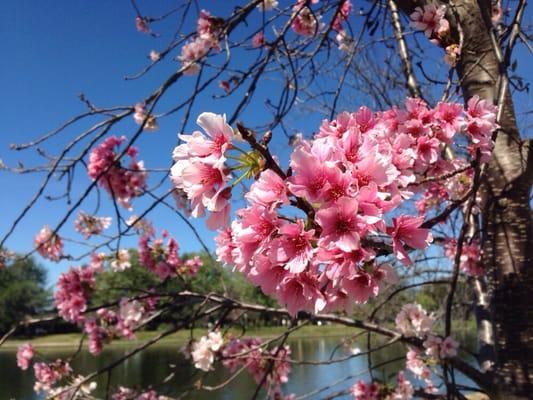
[0, 336, 475, 399]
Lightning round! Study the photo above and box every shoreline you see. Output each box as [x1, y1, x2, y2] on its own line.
[1, 324, 360, 351]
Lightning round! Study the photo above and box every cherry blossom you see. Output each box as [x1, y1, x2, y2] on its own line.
[351, 380, 379, 400]
[87, 135, 147, 209]
[171, 113, 234, 229]
[133, 103, 159, 131]
[292, 1, 319, 37]
[444, 239, 484, 276]
[440, 336, 459, 358]
[387, 215, 433, 265]
[33, 360, 72, 393]
[252, 32, 265, 47]
[126, 215, 154, 236]
[465, 95, 498, 162]
[257, 0, 278, 11]
[16, 343, 34, 370]
[246, 169, 289, 208]
[178, 10, 221, 74]
[46, 375, 97, 399]
[191, 331, 224, 371]
[444, 44, 461, 66]
[74, 212, 111, 239]
[390, 371, 414, 400]
[110, 249, 132, 272]
[138, 231, 181, 281]
[34, 225, 63, 262]
[135, 16, 149, 33]
[178, 99, 497, 315]
[222, 337, 291, 397]
[178, 37, 212, 75]
[113, 387, 163, 400]
[149, 50, 160, 62]
[332, 1, 352, 32]
[316, 197, 365, 252]
[410, 4, 449, 39]
[395, 303, 435, 338]
[269, 220, 315, 273]
[54, 260, 101, 323]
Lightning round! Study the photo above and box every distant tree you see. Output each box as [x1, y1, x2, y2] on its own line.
[92, 250, 277, 314]
[0, 254, 50, 334]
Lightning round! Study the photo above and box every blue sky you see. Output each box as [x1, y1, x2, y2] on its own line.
[1, 1, 531, 286]
[0, 1, 325, 286]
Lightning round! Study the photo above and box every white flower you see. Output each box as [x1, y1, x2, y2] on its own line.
[150, 50, 161, 62]
[119, 298, 144, 328]
[190, 331, 225, 371]
[350, 347, 361, 355]
[111, 249, 131, 271]
[257, 0, 278, 11]
[208, 331, 224, 352]
[191, 336, 215, 371]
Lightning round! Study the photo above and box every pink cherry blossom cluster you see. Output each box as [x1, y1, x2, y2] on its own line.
[191, 330, 224, 371]
[88, 135, 147, 209]
[350, 380, 380, 399]
[424, 334, 459, 359]
[174, 98, 497, 316]
[45, 375, 97, 399]
[34, 225, 63, 262]
[126, 215, 155, 236]
[410, 4, 449, 40]
[74, 211, 112, 239]
[392, 371, 415, 400]
[16, 343, 35, 370]
[353, 303, 460, 398]
[351, 360, 430, 399]
[415, 159, 474, 215]
[135, 16, 150, 33]
[54, 254, 103, 323]
[402, 338, 458, 396]
[332, 0, 352, 32]
[113, 387, 163, 400]
[351, 364, 422, 399]
[292, 0, 320, 37]
[83, 297, 156, 354]
[394, 303, 435, 338]
[133, 103, 159, 131]
[171, 112, 234, 230]
[444, 238, 484, 276]
[33, 359, 72, 394]
[406, 349, 436, 394]
[252, 31, 266, 48]
[465, 95, 498, 162]
[138, 230, 202, 281]
[222, 337, 291, 397]
[178, 10, 221, 75]
[409, 4, 465, 67]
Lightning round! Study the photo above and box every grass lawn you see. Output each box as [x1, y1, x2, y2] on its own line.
[1, 324, 361, 351]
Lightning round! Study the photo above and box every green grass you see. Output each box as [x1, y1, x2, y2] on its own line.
[1, 324, 360, 351]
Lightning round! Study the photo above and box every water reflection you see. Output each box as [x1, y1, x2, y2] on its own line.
[0, 336, 473, 399]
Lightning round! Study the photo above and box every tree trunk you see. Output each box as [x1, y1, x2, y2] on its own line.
[397, 1, 533, 397]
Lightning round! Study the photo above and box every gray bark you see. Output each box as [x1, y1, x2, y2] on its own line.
[396, 1, 533, 397]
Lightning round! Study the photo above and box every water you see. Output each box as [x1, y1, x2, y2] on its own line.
[0, 336, 474, 399]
